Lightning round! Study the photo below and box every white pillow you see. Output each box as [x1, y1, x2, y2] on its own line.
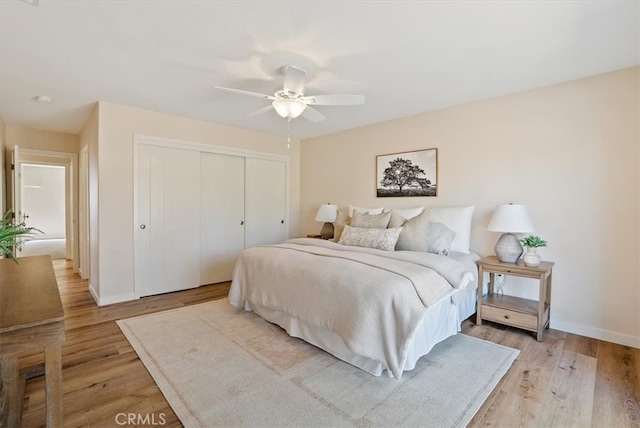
[390, 207, 425, 221]
[427, 206, 475, 254]
[348, 204, 384, 217]
[428, 222, 456, 255]
[338, 224, 402, 252]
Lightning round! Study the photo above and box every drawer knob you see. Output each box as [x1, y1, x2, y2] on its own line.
[504, 315, 510, 319]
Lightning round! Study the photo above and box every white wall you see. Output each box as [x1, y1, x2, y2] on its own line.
[300, 67, 640, 348]
[79, 104, 99, 298]
[93, 102, 300, 305]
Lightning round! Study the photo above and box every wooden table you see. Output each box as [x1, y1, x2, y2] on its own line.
[0, 256, 65, 427]
[476, 255, 554, 341]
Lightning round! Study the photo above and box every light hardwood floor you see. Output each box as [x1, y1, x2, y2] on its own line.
[19, 260, 639, 427]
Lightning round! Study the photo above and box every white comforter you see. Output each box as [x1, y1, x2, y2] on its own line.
[229, 238, 474, 379]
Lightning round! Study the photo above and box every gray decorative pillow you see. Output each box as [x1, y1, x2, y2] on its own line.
[388, 211, 407, 228]
[391, 209, 429, 252]
[332, 210, 351, 242]
[428, 222, 457, 255]
[351, 211, 392, 228]
[338, 225, 402, 251]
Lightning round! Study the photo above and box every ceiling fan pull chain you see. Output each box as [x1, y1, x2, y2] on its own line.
[287, 118, 291, 149]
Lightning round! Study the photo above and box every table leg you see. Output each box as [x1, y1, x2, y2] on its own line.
[537, 273, 546, 341]
[476, 264, 484, 325]
[44, 344, 63, 427]
[0, 355, 20, 427]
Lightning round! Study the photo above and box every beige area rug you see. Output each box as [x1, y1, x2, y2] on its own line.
[117, 299, 519, 428]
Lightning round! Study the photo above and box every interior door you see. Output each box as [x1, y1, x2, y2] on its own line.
[244, 157, 287, 248]
[135, 144, 201, 297]
[200, 152, 245, 284]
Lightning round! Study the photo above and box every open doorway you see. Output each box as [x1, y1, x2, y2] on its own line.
[6, 146, 79, 270]
[19, 164, 67, 259]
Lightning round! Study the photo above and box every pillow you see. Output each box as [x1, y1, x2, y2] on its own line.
[348, 204, 384, 217]
[332, 210, 351, 242]
[428, 222, 457, 255]
[390, 207, 425, 221]
[427, 206, 475, 254]
[351, 211, 392, 228]
[338, 225, 402, 252]
[389, 209, 429, 252]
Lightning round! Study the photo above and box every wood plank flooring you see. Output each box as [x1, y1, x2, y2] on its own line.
[18, 260, 640, 427]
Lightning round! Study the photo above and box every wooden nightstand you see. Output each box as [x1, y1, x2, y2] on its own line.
[476, 255, 554, 341]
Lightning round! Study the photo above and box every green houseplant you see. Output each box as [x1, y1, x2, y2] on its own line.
[520, 235, 547, 266]
[520, 235, 548, 248]
[0, 211, 41, 263]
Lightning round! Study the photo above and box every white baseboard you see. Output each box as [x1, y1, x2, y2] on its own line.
[88, 284, 137, 307]
[551, 319, 640, 349]
[88, 283, 99, 305]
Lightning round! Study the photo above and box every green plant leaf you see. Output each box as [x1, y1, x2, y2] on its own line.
[0, 211, 43, 263]
[520, 235, 548, 248]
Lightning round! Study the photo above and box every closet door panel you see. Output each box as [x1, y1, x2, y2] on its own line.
[200, 152, 245, 284]
[136, 144, 201, 297]
[244, 158, 286, 248]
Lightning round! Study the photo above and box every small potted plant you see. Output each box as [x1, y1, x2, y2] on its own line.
[0, 211, 41, 263]
[520, 235, 547, 266]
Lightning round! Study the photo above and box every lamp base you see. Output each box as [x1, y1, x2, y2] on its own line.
[320, 222, 334, 240]
[494, 233, 523, 263]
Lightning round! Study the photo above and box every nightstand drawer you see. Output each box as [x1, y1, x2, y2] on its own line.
[482, 305, 537, 331]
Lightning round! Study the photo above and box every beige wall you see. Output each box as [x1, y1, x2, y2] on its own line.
[94, 102, 300, 305]
[0, 117, 5, 214]
[301, 67, 640, 348]
[5, 125, 79, 153]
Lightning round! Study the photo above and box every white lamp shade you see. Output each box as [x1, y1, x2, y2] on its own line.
[487, 204, 535, 233]
[315, 204, 337, 223]
[272, 99, 307, 119]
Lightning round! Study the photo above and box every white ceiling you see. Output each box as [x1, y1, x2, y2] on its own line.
[1, 1, 638, 140]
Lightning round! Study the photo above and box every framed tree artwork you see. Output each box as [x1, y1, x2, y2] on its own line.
[376, 148, 438, 197]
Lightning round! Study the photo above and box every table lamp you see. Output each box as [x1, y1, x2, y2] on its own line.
[487, 203, 535, 263]
[315, 204, 337, 240]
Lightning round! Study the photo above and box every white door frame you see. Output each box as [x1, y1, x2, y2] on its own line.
[78, 146, 89, 279]
[13, 147, 79, 271]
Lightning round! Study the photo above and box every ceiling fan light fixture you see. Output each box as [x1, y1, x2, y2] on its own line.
[272, 99, 306, 119]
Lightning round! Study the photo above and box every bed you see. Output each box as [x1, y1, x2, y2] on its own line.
[229, 235, 480, 379]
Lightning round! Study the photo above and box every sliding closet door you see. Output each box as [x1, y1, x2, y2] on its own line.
[244, 157, 286, 248]
[200, 152, 245, 284]
[136, 144, 201, 297]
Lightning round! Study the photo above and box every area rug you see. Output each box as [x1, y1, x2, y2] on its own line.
[117, 299, 519, 428]
[20, 238, 66, 259]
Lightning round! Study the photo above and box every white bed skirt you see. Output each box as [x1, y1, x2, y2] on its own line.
[242, 287, 477, 378]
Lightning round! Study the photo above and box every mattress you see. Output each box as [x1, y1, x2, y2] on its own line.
[243, 285, 477, 377]
[230, 240, 480, 378]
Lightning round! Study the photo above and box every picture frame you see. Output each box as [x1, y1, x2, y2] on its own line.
[376, 148, 438, 197]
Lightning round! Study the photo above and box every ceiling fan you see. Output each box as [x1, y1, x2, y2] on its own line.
[214, 65, 365, 123]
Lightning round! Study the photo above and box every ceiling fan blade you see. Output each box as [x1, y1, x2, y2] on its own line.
[214, 86, 275, 100]
[301, 94, 365, 106]
[301, 106, 325, 123]
[246, 105, 274, 117]
[283, 66, 306, 96]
